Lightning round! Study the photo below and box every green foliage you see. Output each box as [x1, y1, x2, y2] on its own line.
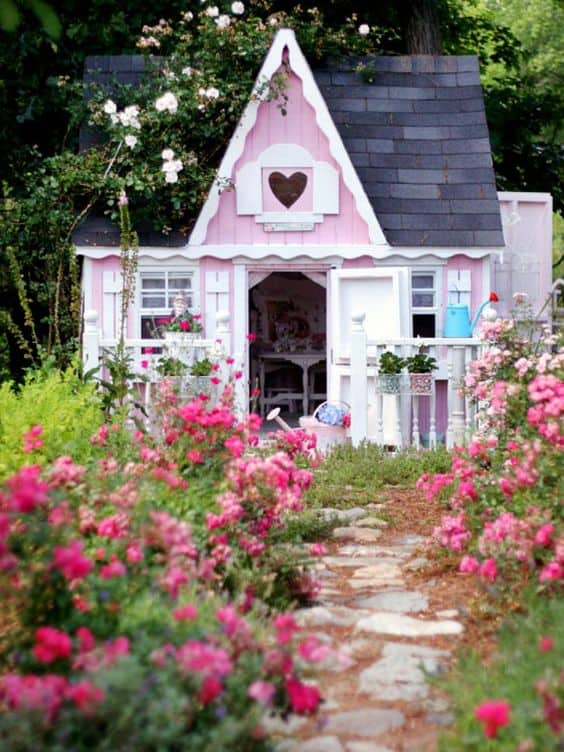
[404, 347, 438, 373]
[190, 357, 213, 376]
[305, 443, 453, 508]
[378, 350, 405, 374]
[438, 593, 564, 750]
[0, 364, 103, 480]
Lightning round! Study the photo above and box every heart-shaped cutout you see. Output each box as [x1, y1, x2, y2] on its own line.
[268, 171, 307, 209]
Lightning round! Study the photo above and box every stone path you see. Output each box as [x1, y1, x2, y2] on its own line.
[266, 504, 464, 752]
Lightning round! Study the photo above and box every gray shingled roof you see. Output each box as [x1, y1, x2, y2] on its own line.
[315, 56, 504, 247]
[75, 53, 504, 249]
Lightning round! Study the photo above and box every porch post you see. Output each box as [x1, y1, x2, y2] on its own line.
[350, 311, 367, 447]
[82, 310, 100, 375]
[451, 345, 466, 447]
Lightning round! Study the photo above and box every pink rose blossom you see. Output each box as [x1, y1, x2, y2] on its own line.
[475, 699, 511, 738]
[248, 679, 276, 705]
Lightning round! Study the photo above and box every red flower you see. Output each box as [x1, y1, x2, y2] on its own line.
[285, 677, 321, 715]
[66, 680, 104, 715]
[489, 291, 499, 302]
[247, 333, 256, 342]
[33, 627, 72, 663]
[53, 541, 93, 581]
[179, 320, 190, 331]
[475, 699, 511, 738]
[198, 676, 222, 704]
[539, 636, 554, 652]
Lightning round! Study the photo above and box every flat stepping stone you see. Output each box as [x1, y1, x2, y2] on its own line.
[359, 642, 449, 701]
[338, 545, 407, 558]
[323, 557, 402, 569]
[351, 562, 404, 581]
[325, 709, 405, 736]
[346, 743, 394, 752]
[404, 557, 431, 571]
[318, 507, 368, 522]
[356, 611, 463, 637]
[436, 608, 459, 619]
[354, 517, 388, 528]
[354, 590, 428, 613]
[396, 534, 426, 547]
[333, 527, 383, 543]
[295, 605, 368, 628]
[281, 737, 345, 752]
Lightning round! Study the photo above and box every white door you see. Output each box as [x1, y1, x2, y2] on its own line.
[327, 267, 408, 439]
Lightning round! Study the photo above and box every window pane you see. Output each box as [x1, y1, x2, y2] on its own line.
[141, 275, 165, 289]
[413, 314, 436, 338]
[141, 316, 165, 340]
[412, 274, 434, 289]
[142, 295, 166, 307]
[169, 275, 191, 290]
[412, 292, 434, 307]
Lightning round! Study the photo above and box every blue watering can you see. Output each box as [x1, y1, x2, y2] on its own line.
[444, 293, 498, 338]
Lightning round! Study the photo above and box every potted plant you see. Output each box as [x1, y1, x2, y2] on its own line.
[376, 350, 405, 394]
[187, 357, 214, 395]
[404, 347, 437, 394]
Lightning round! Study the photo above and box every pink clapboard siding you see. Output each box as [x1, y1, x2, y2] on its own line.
[204, 70, 370, 246]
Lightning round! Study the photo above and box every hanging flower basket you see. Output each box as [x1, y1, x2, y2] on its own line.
[408, 372, 433, 395]
[299, 401, 350, 451]
[375, 373, 403, 394]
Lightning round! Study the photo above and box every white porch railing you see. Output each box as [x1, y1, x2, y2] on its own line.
[344, 312, 482, 449]
[82, 309, 232, 414]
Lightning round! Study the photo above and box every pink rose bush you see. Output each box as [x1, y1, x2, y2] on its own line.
[0, 386, 327, 748]
[420, 305, 563, 595]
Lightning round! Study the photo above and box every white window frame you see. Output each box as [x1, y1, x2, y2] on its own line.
[136, 264, 200, 338]
[410, 269, 443, 338]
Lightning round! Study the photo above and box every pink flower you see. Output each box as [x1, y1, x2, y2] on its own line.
[99, 559, 126, 579]
[459, 555, 479, 574]
[248, 680, 276, 705]
[247, 333, 256, 342]
[187, 449, 204, 464]
[539, 636, 553, 652]
[173, 604, 198, 621]
[33, 627, 72, 663]
[224, 435, 244, 458]
[76, 627, 96, 653]
[534, 523, 554, 547]
[309, 543, 327, 556]
[475, 699, 511, 738]
[285, 677, 321, 715]
[539, 560, 562, 583]
[126, 543, 144, 563]
[141, 360, 149, 369]
[479, 557, 497, 582]
[53, 541, 93, 581]
[6, 465, 48, 513]
[273, 613, 299, 644]
[179, 320, 190, 331]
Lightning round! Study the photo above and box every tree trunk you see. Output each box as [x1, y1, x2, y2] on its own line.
[403, 0, 442, 54]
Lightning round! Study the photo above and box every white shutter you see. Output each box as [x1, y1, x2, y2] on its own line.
[205, 271, 230, 339]
[447, 269, 471, 306]
[102, 270, 121, 338]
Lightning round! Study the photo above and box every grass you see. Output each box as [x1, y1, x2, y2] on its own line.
[304, 443, 452, 509]
[437, 592, 563, 751]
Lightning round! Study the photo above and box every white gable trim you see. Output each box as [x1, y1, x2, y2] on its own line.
[188, 28, 388, 247]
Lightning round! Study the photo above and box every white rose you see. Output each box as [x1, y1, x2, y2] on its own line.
[165, 172, 179, 183]
[358, 24, 370, 36]
[182, 11, 193, 21]
[231, 1, 244, 14]
[155, 92, 178, 114]
[161, 148, 175, 160]
[205, 6, 219, 17]
[215, 14, 230, 29]
[103, 99, 117, 114]
[125, 135, 137, 148]
[206, 87, 219, 99]
[182, 66, 193, 77]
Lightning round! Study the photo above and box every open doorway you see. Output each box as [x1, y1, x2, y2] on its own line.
[248, 271, 327, 423]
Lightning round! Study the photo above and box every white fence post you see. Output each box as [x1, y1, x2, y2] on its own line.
[82, 310, 100, 375]
[451, 345, 466, 447]
[350, 311, 367, 447]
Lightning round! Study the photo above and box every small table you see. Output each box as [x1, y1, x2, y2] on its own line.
[258, 351, 326, 418]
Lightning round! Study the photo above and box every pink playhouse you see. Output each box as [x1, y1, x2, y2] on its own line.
[77, 30, 553, 447]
